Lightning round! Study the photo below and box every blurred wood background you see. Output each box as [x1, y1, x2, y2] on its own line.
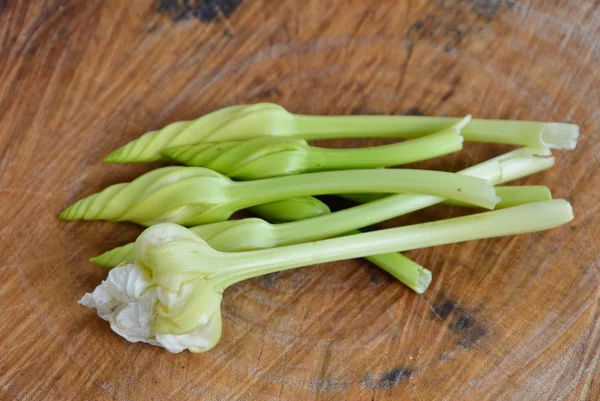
[0, 0, 599, 399]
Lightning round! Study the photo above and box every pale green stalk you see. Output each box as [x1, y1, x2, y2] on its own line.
[161, 127, 465, 179]
[91, 197, 432, 293]
[60, 167, 498, 226]
[344, 186, 553, 210]
[444, 186, 552, 209]
[84, 201, 572, 352]
[252, 199, 432, 293]
[104, 103, 579, 163]
[342, 146, 555, 201]
[344, 229, 432, 294]
[92, 147, 550, 267]
[135, 199, 573, 337]
[211, 200, 573, 288]
[364, 252, 431, 294]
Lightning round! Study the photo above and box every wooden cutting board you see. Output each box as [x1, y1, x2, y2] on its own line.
[1, 1, 599, 399]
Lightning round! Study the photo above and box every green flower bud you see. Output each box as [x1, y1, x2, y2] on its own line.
[105, 102, 578, 164]
[105, 103, 292, 163]
[61, 166, 499, 226]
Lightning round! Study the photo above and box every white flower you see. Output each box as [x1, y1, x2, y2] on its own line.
[80, 263, 221, 353]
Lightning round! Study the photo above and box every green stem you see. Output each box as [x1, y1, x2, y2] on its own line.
[231, 169, 499, 211]
[364, 252, 431, 294]
[340, 147, 554, 204]
[304, 129, 463, 171]
[345, 185, 552, 210]
[444, 186, 552, 209]
[90, 148, 552, 267]
[272, 161, 502, 245]
[215, 200, 573, 288]
[493, 147, 555, 182]
[254, 148, 552, 245]
[293, 115, 578, 149]
[252, 199, 434, 294]
[344, 230, 431, 294]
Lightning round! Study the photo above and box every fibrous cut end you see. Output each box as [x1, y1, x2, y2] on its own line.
[541, 123, 579, 150]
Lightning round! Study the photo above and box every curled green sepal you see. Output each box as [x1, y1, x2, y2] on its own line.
[61, 166, 499, 226]
[162, 126, 465, 179]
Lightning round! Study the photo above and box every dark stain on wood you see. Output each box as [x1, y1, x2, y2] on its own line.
[449, 314, 487, 348]
[156, 0, 243, 23]
[362, 366, 413, 390]
[432, 299, 487, 348]
[432, 300, 456, 320]
[191, 0, 243, 22]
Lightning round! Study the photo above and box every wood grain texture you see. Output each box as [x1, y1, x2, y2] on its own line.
[1, 0, 599, 399]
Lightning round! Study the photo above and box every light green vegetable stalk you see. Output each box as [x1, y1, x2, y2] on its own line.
[444, 186, 552, 209]
[251, 200, 432, 293]
[155, 118, 464, 290]
[342, 146, 556, 202]
[161, 125, 465, 179]
[343, 186, 553, 210]
[247, 196, 331, 223]
[346, 229, 432, 293]
[81, 200, 574, 353]
[104, 103, 579, 163]
[91, 147, 551, 267]
[91, 196, 433, 294]
[60, 167, 498, 226]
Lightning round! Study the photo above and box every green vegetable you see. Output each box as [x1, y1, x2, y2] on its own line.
[156, 118, 464, 291]
[91, 147, 549, 267]
[247, 196, 330, 222]
[93, 228, 433, 295]
[60, 167, 498, 226]
[90, 200, 573, 352]
[444, 186, 552, 209]
[344, 185, 552, 209]
[342, 146, 555, 201]
[251, 201, 432, 293]
[161, 127, 465, 179]
[345, 229, 432, 294]
[363, 250, 431, 293]
[104, 103, 579, 163]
